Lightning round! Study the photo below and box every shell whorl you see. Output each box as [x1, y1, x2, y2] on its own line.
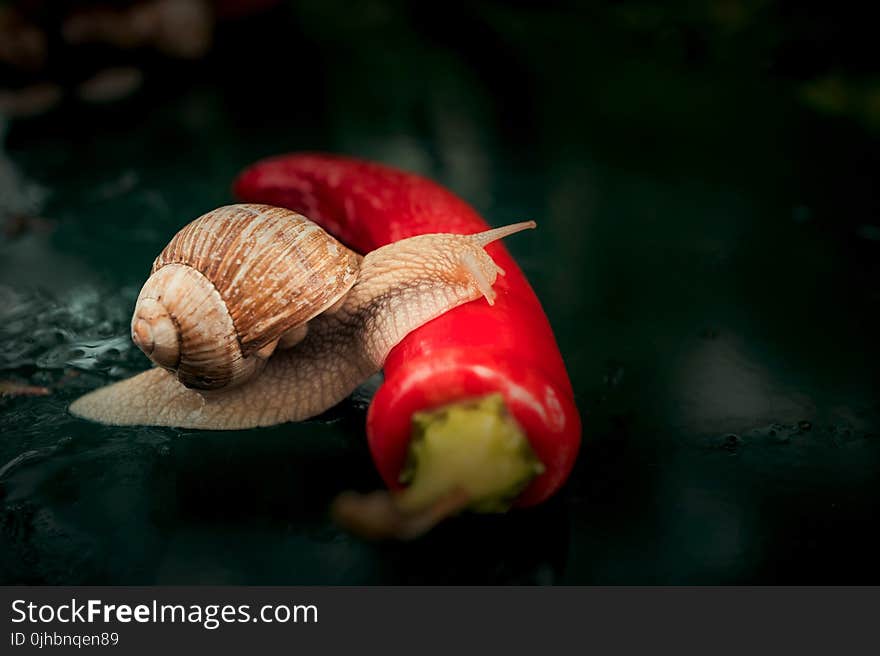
[131, 297, 179, 368]
[132, 264, 263, 389]
[132, 204, 360, 390]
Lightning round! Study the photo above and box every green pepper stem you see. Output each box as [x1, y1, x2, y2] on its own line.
[397, 393, 543, 512]
[332, 393, 544, 540]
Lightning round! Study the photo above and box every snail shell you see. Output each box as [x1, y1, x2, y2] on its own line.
[131, 204, 360, 390]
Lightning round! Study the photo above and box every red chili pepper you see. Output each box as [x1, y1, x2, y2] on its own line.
[234, 153, 581, 507]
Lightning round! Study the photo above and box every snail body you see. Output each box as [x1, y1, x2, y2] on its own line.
[69, 204, 535, 429]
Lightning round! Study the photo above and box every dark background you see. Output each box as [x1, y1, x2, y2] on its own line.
[1, 0, 878, 584]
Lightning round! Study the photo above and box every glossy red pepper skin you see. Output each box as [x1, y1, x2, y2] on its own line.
[234, 153, 581, 506]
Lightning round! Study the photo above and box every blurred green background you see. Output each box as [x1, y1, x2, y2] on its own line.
[1, 0, 878, 584]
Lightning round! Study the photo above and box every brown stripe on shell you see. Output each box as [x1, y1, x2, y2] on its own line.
[153, 204, 360, 356]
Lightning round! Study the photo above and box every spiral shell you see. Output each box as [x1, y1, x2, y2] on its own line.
[130, 204, 360, 390]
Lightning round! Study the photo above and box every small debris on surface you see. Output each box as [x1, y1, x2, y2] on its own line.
[2, 213, 55, 239]
[722, 433, 742, 451]
[709, 421, 818, 451]
[93, 170, 139, 201]
[0, 83, 63, 118]
[0, 381, 50, 397]
[603, 361, 625, 388]
[76, 67, 144, 104]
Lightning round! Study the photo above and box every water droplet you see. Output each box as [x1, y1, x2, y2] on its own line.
[603, 361, 625, 388]
[722, 433, 741, 451]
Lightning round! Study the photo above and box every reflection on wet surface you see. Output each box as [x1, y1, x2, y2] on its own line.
[1, 2, 878, 584]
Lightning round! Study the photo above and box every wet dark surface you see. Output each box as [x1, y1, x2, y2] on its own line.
[1, 2, 879, 584]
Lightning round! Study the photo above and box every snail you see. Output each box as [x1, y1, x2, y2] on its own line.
[127, 203, 361, 391]
[70, 203, 535, 429]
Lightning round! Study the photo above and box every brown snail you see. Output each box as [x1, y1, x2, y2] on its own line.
[69, 203, 535, 429]
[129, 204, 360, 391]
